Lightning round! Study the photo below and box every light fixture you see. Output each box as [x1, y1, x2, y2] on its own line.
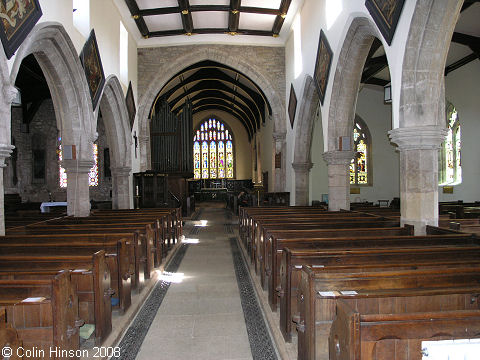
[12, 86, 21, 107]
[384, 82, 392, 104]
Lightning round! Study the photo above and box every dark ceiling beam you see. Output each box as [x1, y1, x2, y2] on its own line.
[361, 55, 388, 83]
[189, 100, 254, 138]
[168, 81, 260, 127]
[171, 88, 257, 131]
[191, 104, 252, 140]
[445, 53, 478, 75]
[124, 0, 149, 37]
[160, 61, 272, 116]
[178, 0, 193, 34]
[461, 0, 479, 12]
[228, 0, 240, 33]
[136, 5, 281, 17]
[162, 68, 265, 123]
[22, 100, 43, 126]
[367, 38, 383, 60]
[364, 77, 389, 87]
[272, 0, 292, 35]
[148, 28, 273, 37]
[451, 32, 480, 57]
[187, 94, 256, 132]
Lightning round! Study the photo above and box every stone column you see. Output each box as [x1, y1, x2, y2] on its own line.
[273, 131, 286, 192]
[63, 159, 94, 217]
[322, 150, 354, 211]
[389, 126, 447, 235]
[111, 166, 131, 209]
[0, 144, 15, 235]
[292, 162, 313, 205]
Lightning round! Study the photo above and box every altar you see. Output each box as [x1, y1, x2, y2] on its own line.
[194, 188, 228, 202]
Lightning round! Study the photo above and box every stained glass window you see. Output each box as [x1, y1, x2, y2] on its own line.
[350, 117, 371, 185]
[58, 138, 99, 188]
[193, 118, 234, 179]
[439, 103, 461, 186]
[193, 141, 201, 179]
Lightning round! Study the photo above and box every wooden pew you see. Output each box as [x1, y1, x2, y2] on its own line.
[250, 217, 399, 273]
[46, 215, 170, 265]
[0, 306, 23, 360]
[279, 244, 480, 341]
[0, 271, 83, 359]
[296, 266, 480, 360]
[0, 235, 132, 312]
[258, 220, 404, 293]
[7, 226, 154, 286]
[329, 299, 480, 360]
[0, 251, 112, 345]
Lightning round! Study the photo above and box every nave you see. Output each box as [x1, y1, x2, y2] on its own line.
[113, 206, 279, 360]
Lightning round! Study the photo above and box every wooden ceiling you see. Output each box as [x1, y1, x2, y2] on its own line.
[124, 0, 293, 38]
[152, 60, 272, 140]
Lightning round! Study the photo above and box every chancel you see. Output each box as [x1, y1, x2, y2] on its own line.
[0, 1, 479, 359]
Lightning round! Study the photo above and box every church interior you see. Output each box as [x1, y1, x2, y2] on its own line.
[1, 0, 480, 359]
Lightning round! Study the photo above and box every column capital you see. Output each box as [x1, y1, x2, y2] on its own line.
[322, 150, 354, 166]
[111, 166, 131, 177]
[2, 84, 17, 105]
[62, 159, 95, 173]
[292, 162, 313, 172]
[0, 143, 15, 167]
[388, 126, 447, 150]
[272, 131, 286, 142]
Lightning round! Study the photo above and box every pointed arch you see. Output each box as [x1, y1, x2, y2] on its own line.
[399, 0, 463, 129]
[10, 22, 95, 161]
[136, 47, 286, 173]
[327, 17, 382, 152]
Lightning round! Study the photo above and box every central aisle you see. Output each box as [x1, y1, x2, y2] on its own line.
[116, 206, 279, 360]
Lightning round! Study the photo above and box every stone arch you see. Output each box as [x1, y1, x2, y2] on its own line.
[10, 22, 96, 216]
[136, 47, 286, 190]
[292, 75, 320, 205]
[324, 17, 385, 210]
[10, 22, 95, 161]
[98, 76, 132, 209]
[327, 17, 381, 151]
[398, 0, 463, 129]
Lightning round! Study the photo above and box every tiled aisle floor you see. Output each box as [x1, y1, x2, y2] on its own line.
[135, 208, 254, 360]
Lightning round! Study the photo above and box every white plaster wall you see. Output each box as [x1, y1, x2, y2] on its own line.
[193, 110, 252, 180]
[440, 60, 480, 202]
[309, 108, 328, 203]
[353, 86, 400, 203]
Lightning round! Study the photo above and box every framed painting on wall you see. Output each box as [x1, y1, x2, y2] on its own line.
[0, 0, 42, 59]
[126, 81, 136, 130]
[288, 83, 297, 129]
[79, 29, 105, 109]
[314, 29, 333, 105]
[365, 0, 406, 45]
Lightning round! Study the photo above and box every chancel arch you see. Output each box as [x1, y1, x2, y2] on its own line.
[136, 46, 286, 191]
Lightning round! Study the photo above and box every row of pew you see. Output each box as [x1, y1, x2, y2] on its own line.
[0, 208, 182, 359]
[239, 206, 480, 360]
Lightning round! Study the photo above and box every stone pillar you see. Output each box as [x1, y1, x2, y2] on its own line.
[0, 144, 15, 235]
[111, 166, 131, 209]
[292, 162, 313, 206]
[63, 160, 94, 217]
[273, 131, 286, 192]
[389, 126, 447, 235]
[323, 150, 354, 211]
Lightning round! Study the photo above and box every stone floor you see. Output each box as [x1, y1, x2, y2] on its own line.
[112, 205, 280, 360]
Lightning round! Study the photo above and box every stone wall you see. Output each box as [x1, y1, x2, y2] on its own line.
[137, 44, 286, 111]
[4, 99, 112, 203]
